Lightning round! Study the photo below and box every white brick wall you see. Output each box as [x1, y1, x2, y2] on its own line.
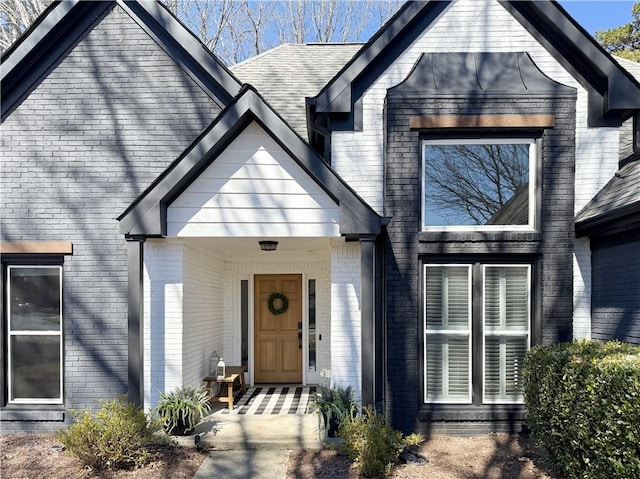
[182, 244, 225, 386]
[144, 241, 184, 410]
[143, 240, 227, 409]
[331, 0, 622, 340]
[573, 237, 592, 340]
[330, 241, 362, 401]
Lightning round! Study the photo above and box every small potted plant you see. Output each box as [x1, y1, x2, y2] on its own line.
[155, 386, 211, 436]
[308, 385, 357, 437]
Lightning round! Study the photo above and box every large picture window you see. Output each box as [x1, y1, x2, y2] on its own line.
[422, 139, 536, 230]
[424, 263, 530, 404]
[7, 266, 63, 404]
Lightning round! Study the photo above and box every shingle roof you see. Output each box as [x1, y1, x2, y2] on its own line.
[230, 43, 362, 139]
[614, 55, 640, 81]
[575, 158, 640, 230]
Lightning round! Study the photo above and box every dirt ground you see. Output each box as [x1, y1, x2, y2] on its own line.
[1, 432, 559, 479]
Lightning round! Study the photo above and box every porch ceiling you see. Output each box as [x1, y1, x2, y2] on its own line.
[182, 236, 333, 254]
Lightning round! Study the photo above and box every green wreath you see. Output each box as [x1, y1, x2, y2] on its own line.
[268, 292, 289, 315]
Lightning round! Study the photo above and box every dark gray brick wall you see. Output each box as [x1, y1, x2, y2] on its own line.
[591, 232, 640, 345]
[1, 5, 222, 432]
[383, 94, 576, 434]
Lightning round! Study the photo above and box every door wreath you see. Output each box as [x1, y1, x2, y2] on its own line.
[268, 292, 289, 315]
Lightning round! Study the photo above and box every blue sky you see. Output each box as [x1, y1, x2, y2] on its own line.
[558, 1, 636, 35]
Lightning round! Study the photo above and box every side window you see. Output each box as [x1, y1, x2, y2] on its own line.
[422, 139, 536, 230]
[424, 263, 531, 405]
[7, 266, 63, 404]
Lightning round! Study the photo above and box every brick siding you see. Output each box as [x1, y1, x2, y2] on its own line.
[384, 94, 576, 434]
[1, 5, 221, 432]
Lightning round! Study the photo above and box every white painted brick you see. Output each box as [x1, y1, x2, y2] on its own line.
[573, 238, 592, 340]
[330, 242, 362, 402]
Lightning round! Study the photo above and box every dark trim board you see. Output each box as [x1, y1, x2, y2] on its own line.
[127, 239, 145, 407]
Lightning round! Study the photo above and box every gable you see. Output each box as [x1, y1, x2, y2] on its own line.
[118, 86, 382, 238]
[310, 0, 640, 131]
[167, 122, 340, 237]
[1, 0, 241, 121]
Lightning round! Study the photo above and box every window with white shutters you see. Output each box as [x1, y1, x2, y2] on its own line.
[424, 265, 472, 403]
[423, 262, 531, 405]
[483, 265, 530, 403]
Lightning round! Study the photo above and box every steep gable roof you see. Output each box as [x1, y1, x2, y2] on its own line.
[118, 85, 382, 237]
[309, 0, 640, 130]
[1, 0, 242, 121]
[231, 43, 362, 139]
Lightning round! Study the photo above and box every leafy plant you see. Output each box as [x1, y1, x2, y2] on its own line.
[308, 385, 358, 436]
[155, 386, 211, 436]
[57, 396, 161, 470]
[340, 405, 424, 477]
[524, 340, 640, 479]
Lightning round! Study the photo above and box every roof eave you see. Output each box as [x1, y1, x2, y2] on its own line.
[576, 202, 640, 238]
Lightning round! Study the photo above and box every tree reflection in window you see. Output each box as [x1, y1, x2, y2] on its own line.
[423, 141, 533, 227]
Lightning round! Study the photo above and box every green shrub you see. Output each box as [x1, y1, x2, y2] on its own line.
[524, 340, 640, 479]
[57, 396, 161, 470]
[339, 405, 424, 477]
[155, 386, 211, 435]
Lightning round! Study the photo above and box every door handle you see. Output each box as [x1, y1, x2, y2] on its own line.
[298, 331, 302, 349]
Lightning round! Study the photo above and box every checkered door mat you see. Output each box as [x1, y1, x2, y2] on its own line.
[217, 385, 316, 415]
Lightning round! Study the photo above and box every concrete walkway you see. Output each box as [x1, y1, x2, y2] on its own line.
[173, 407, 324, 479]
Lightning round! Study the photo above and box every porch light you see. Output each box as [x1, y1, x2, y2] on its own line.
[259, 240, 278, 251]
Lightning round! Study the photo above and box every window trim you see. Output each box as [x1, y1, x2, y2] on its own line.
[421, 138, 537, 232]
[6, 265, 64, 405]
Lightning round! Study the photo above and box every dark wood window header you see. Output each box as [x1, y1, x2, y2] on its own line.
[0, 242, 73, 255]
[410, 114, 554, 130]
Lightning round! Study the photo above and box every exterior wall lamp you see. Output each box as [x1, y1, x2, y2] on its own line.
[259, 240, 278, 251]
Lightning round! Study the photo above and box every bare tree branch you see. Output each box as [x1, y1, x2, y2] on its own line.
[1, 0, 53, 53]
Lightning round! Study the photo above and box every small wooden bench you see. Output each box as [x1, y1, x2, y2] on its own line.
[202, 366, 247, 411]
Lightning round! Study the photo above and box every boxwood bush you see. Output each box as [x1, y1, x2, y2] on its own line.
[524, 340, 640, 479]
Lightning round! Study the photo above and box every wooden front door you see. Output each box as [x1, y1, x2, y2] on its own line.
[254, 274, 302, 383]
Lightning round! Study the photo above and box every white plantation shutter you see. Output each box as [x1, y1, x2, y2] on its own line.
[424, 266, 471, 402]
[483, 266, 530, 403]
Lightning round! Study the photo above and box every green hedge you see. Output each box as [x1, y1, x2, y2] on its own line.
[524, 340, 640, 479]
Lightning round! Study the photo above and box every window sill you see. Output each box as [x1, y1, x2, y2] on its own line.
[419, 231, 541, 243]
[1, 407, 65, 422]
[418, 404, 526, 422]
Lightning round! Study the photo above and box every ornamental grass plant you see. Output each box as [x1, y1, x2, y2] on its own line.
[155, 386, 211, 436]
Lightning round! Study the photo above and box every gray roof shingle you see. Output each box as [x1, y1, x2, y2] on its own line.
[230, 43, 362, 139]
[576, 158, 640, 226]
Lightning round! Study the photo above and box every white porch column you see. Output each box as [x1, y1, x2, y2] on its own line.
[143, 241, 184, 410]
[330, 241, 362, 401]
